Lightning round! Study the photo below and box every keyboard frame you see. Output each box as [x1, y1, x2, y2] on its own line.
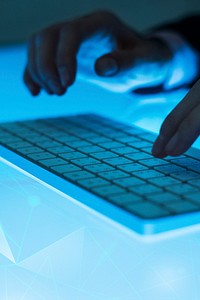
[1, 138, 200, 236]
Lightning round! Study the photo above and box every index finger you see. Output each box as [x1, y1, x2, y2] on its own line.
[152, 79, 200, 157]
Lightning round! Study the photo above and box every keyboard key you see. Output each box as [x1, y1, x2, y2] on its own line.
[78, 177, 110, 189]
[68, 140, 92, 148]
[90, 151, 118, 160]
[7, 141, 31, 149]
[148, 176, 180, 187]
[185, 193, 200, 205]
[109, 193, 142, 206]
[165, 201, 198, 214]
[165, 184, 199, 195]
[125, 152, 152, 161]
[103, 157, 132, 166]
[133, 169, 164, 180]
[142, 147, 153, 154]
[154, 164, 185, 174]
[125, 202, 170, 218]
[187, 163, 200, 173]
[147, 192, 181, 204]
[52, 164, 81, 173]
[86, 136, 111, 144]
[78, 145, 104, 154]
[141, 158, 169, 167]
[114, 177, 145, 188]
[99, 141, 124, 149]
[117, 136, 140, 143]
[111, 147, 138, 155]
[171, 170, 200, 181]
[54, 135, 78, 143]
[48, 146, 74, 154]
[36, 140, 61, 148]
[63, 170, 94, 181]
[129, 184, 162, 196]
[92, 185, 126, 197]
[84, 164, 114, 173]
[71, 157, 99, 167]
[188, 178, 200, 188]
[129, 141, 152, 149]
[39, 158, 67, 167]
[59, 152, 86, 160]
[17, 146, 44, 155]
[170, 157, 199, 167]
[118, 163, 147, 173]
[99, 170, 129, 180]
[28, 152, 55, 160]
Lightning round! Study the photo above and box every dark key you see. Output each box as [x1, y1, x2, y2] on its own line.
[129, 184, 162, 196]
[48, 146, 74, 154]
[125, 202, 170, 218]
[118, 163, 147, 173]
[103, 157, 132, 166]
[84, 164, 114, 173]
[99, 170, 129, 180]
[28, 152, 55, 160]
[63, 170, 95, 181]
[39, 158, 67, 167]
[148, 176, 180, 187]
[99, 141, 124, 149]
[114, 177, 144, 188]
[165, 201, 198, 214]
[141, 158, 169, 167]
[59, 152, 86, 160]
[78, 145, 104, 154]
[154, 164, 186, 174]
[108, 193, 142, 206]
[90, 151, 118, 160]
[71, 157, 99, 167]
[165, 184, 198, 195]
[134, 169, 164, 180]
[78, 177, 110, 189]
[92, 185, 126, 198]
[111, 147, 138, 155]
[51, 164, 81, 173]
[125, 152, 152, 161]
[17, 146, 44, 155]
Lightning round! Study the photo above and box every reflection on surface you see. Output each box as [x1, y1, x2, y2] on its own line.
[1, 159, 200, 299]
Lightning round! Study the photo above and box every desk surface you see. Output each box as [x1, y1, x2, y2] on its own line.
[1, 45, 200, 300]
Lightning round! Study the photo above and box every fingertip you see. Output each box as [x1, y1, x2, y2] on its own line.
[151, 135, 166, 157]
[58, 66, 75, 88]
[95, 56, 119, 77]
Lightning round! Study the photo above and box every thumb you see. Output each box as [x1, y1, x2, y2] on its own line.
[95, 50, 135, 77]
[95, 41, 171, 78]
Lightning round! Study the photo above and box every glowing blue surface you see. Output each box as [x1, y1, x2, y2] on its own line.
[1, 44, 200, 299]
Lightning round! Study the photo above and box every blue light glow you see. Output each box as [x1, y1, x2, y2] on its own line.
[1, 44, 200, 299]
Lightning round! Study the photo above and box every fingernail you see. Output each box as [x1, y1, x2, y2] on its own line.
[97, 58, 119, 76]
[58, 67, 71, 87]
[47, 79, 64, 95]
[152, 135, 165, 156]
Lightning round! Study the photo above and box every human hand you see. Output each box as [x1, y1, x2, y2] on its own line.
[23, 10, 172, 96]
[152, 79, 200, 157]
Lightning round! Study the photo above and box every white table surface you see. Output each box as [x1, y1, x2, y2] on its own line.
[1, 44, 200, 300]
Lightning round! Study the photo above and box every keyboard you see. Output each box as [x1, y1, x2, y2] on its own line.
[1, 113, 200, 235]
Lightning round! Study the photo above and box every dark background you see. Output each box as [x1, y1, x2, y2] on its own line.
[1, 0, 200, 44]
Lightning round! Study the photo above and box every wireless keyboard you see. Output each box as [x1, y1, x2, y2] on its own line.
[1, 113, 200, 235]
